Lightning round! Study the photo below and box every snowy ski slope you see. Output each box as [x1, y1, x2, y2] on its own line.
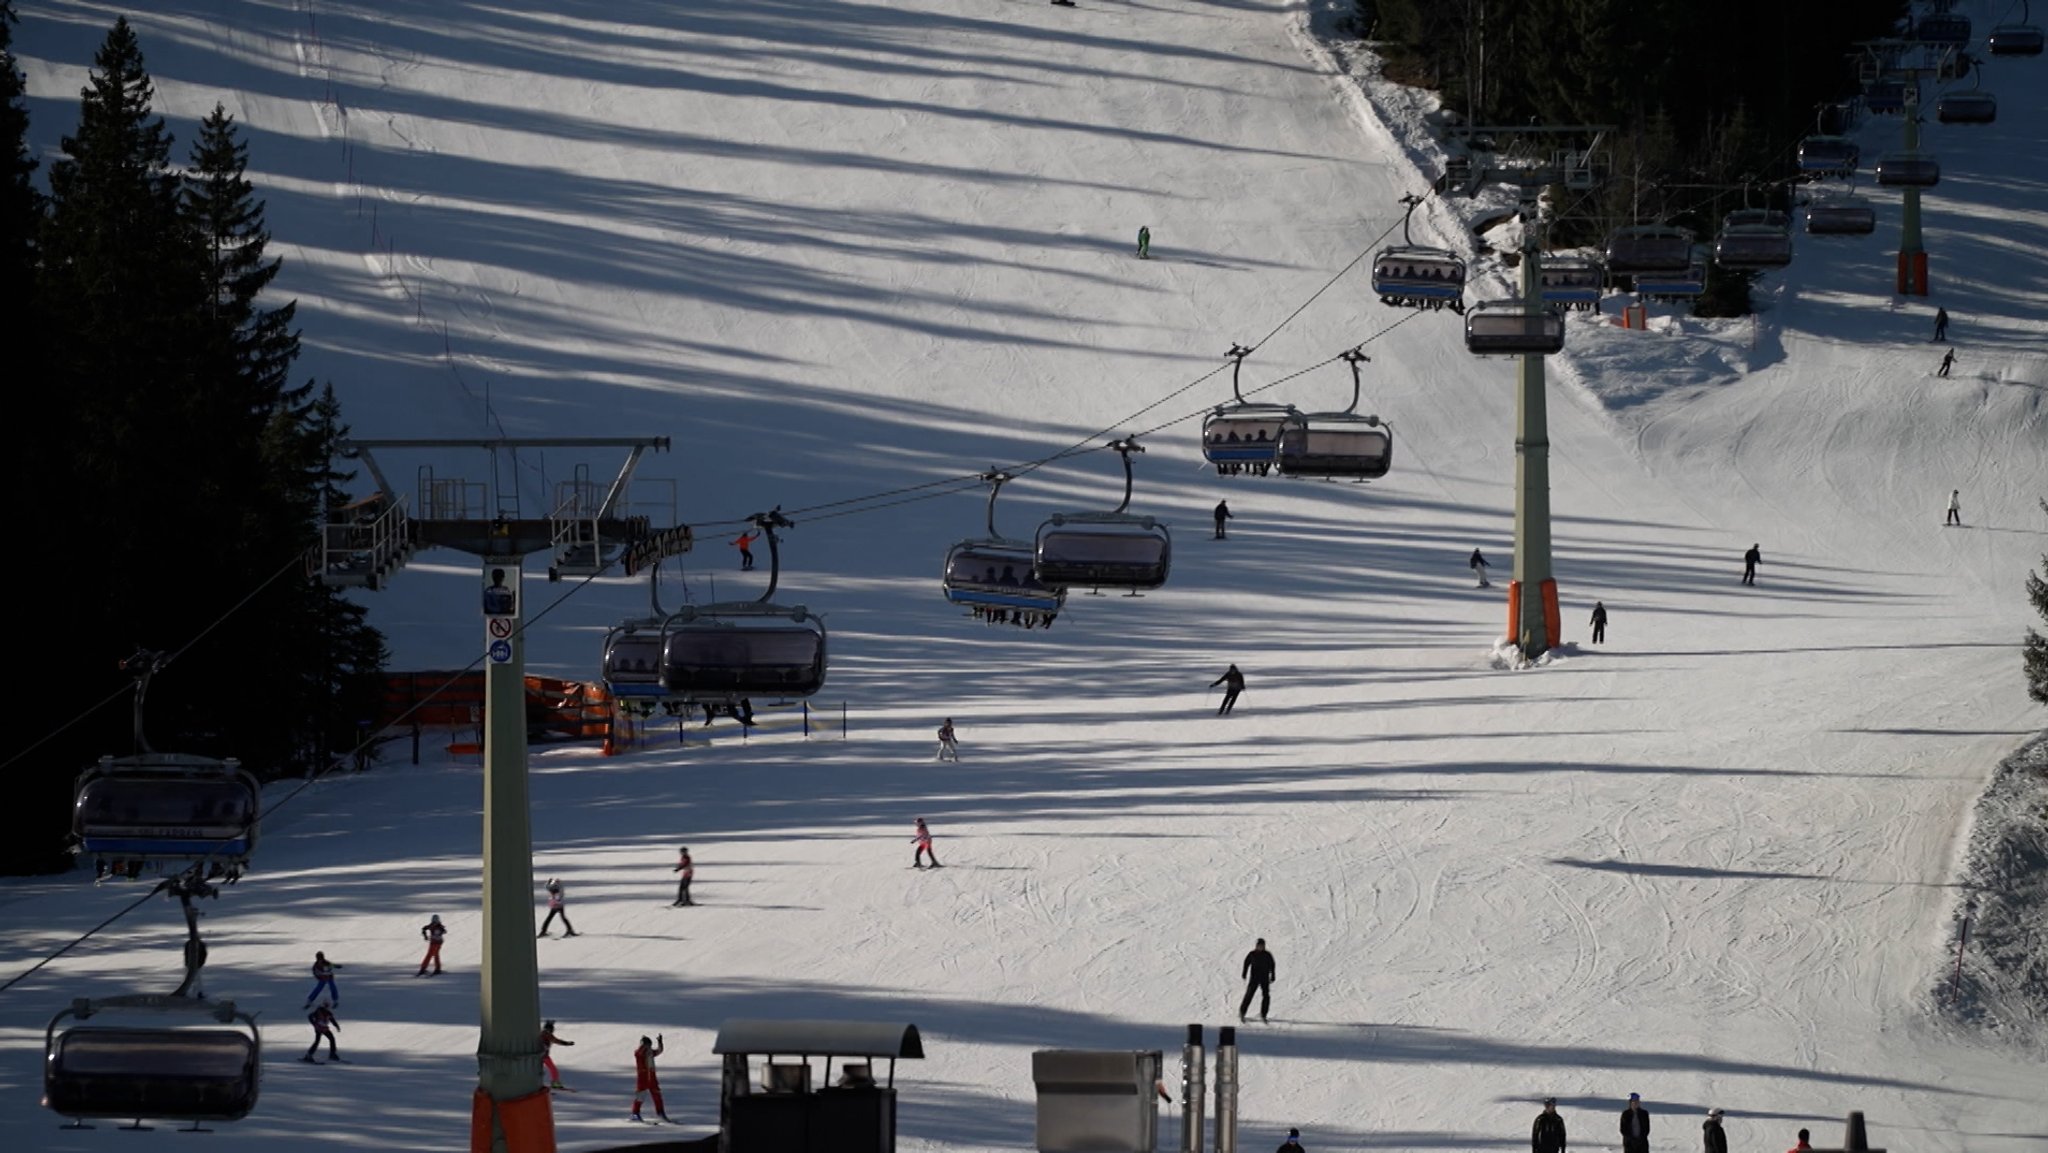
[5, 0, 2047, 1149]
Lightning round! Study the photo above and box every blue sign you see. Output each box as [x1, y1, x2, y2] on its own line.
[488, 639, 513, 664]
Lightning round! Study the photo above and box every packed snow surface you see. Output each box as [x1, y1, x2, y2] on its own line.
[6, 0, 2047, 1150]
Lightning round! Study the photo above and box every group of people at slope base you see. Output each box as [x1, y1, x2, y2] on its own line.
[1532, 1093, 1820, 1153]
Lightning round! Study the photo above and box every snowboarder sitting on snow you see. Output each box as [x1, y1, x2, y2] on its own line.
[303, 1003, 341, 1063]
[541, 1020, 574, 1089]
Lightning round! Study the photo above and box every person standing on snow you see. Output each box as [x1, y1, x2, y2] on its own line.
[1277, 1127, 1306, 1152]
[936, 719, 959, 762]
[1470, 547, 1491, 587]
[1213, 500, 1233, 540]
[1619, 1092, 1652, 1153]
[1239, 937, 1276, 1023]
[631, 1034, 670, 1122]
[1210, 664, 1245, 716]
[672, 847, 695, 907]
[418, 915, 446, 976]
[731, 530, 759, 571]
[1933, 307, 1948, 341]
[541, 1019, 574, 1089]
[1938, 348, 1956, 378]
[1533, 1097, 1568, 1153]
[305, 951, 341, 1006]
[1589, 601, 1608, 644]
[1137, 225, 1151, 259]
[538, 878, 578, 938]
[303, 1003, 342, 1063]
[913, 818, 943, 869]
[1702, 1108, 1727, 1153]
[1945, 489, 1962, 526]
[1786, 1128, 1812, 1153]
[1741, 543, 1762, 586]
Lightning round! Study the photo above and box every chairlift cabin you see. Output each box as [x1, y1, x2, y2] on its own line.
[1936, 91, 1997, 124]
[1370, 245, 1467, 312]
[1914, 13, 1972, 45]
[1603, 226, 1695, 275]
[1714, 211, 1794, 270]
[660, 607, 827, 703]
[44, 996, 262, 1131]
[1875, 153, 1940, 188]
[601, 627, 669, 700]
[1798, 137, 1860, 175]
[73, 755, 260, 873]
[1032, 438, 1171, 592]
[1633, 254, 1708, 301]
[1864, 79, 1907, 115]
[1272, 350, 1394, 480]
[1805, 198, 1878, 236]
[1989, 24, 2045, 55]
[1200, 346, 1293, 475]
[1539, 257, 1604, 311]
[941, 472, 1067, 620]
[1464, 300, 1566, 356]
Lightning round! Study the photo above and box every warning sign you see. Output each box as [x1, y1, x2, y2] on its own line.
[487, 617, 514, 639]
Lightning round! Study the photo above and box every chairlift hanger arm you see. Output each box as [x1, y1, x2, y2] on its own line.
[1224, 344, 1252, 403]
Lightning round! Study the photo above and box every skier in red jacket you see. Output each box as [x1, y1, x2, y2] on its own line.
[632, 1033, 670, 1122]
[541, 1020, 573, 1089]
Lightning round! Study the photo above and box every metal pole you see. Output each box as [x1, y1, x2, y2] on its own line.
[1181, 1024, 1206, 1153]
[1511, 227, 1556, 656]
[477, 560, 546, 1151]
[1213, 1025, 1238, 1153]
[1898, 83, 1928, 295]
[1947, 895, 1977, 1002]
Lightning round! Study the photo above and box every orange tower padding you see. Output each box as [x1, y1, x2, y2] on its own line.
[376, 673, 612, 742]
[1897, 250, 1929, 296]
[1504, 581, 1522, 644]
[1539, 578, 1562, 650]
[470, 1086, 556, 1153]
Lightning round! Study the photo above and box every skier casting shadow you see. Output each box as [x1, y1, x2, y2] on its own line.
[1210, 664, 1245, 716]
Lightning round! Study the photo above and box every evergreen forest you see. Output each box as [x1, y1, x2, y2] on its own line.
[1, 8, 387, 874]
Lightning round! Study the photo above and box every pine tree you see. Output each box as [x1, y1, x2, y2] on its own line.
[2027, 499, 2048, 708]
[1, 0, 46, 496]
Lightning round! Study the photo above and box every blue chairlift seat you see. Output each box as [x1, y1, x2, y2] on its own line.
[1463, 301, 1566, 356]
[1988, 24, 2044, 56]
[72, 757, 259, 866]
[1033, 514, 1171, 590]
[1805, 199, 1877, 236]
[1539, 257, 1603, 311]
[1200, 407, 1290, 467]
[1275, 415, 1393, 479]
[942, 541, 1066, 613]
[602, 630, 669, 699]
[1370, 246, 1467, 311]
[1634, 255, 1707, 300]
[1603, 226, 1695, 275]
[1936, 92, 1996, 124]
[1875, 153, 1940, 188]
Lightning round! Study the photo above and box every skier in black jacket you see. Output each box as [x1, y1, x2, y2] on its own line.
[1533, 1098, 1568, 1153]
[1211, 664, 1245, 716]
[1619, 1093, 1651, 1153]
[1702, 1109, 1727, 1153]
[1239, 937, 1275, 1023]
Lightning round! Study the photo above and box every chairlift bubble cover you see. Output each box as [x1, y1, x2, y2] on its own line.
[943, 542, 1067, 611]
[1033, 519, 1172, 589]
[73, 764, 259, 861]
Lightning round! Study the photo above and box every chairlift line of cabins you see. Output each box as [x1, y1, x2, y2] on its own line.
[1369, 194, 1468, 313]
[1935, 89, 1998, 124]
[1989, 11, 2045, 56]
[43, 995, 263, 1131]
[1798, 136, 1860, 176]
[1276, 348, 1395, 480]
[1032, 438, 1172, 594]
[941, 470, 1067, 624]
[1806, 194, 1878, 236]
[71, 651, 259, 881]
[1201, 344, 1294, 477]
[1464, 299, 1566, 356]
[655, 509, 828, 704]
